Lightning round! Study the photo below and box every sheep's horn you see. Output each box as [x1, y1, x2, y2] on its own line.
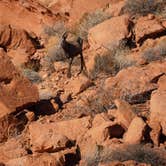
[62, 31, 68, 39]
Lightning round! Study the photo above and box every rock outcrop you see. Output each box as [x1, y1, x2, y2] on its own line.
[0, 49, 39, 142]
[104, 61, 166, 104]
[0, 25, 36, 55]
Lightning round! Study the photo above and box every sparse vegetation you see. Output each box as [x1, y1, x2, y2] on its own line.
[75, 9, 112, 40]
[142, 38, 166, 63]
[22, 59, 41, 72]
[43, 21, 67, 37]
[85, 144, 166, 166]
[22, 69, 42, 83]
[91, 45, 135, 79]
[73, 87, 114, 117]
[121, 0, 166, 17]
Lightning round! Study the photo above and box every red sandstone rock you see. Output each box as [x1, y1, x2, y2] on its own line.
[88, 15, 130, 50]
[135, 16, 165, 46]
[124, 117, 146, 144]
[149, 77, 166, 145]
[0, 25, 36, 55]
[104, 61, 166, 104]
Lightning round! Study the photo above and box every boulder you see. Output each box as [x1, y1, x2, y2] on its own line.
[104, 61, 166, 104]
[135, 15, 166, 46]
[113, 99, 135, 129]
[29, 116, 92, 143]
[65, 75, 94, 96]
[88, 15, 130, 50]
[79, 121, 124, 145]
[158, 75, 166, 91]
[105, 0, 125, 17]
[0, 25, 36, 55]
[31, 132, 71, 153]
[124, 117, 146, 144]
[149, 76, 166, 145]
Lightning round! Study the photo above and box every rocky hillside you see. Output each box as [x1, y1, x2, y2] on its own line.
[0, 0, 166, 165]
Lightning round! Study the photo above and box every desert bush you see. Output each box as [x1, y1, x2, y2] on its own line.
[85, 144, 166, 166]
[43, 21, 67, 37]
[72, 87, 114, 118]
[22, 69, 42, 83]
[91, 45, 135, 79]
[121, 0, 166, 17]
[142, 39, 166, 63]
[22, 59, 41, 72]
[75, 9, 112, 40]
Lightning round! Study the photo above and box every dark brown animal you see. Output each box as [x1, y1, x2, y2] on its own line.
[61, 32, 86, 78]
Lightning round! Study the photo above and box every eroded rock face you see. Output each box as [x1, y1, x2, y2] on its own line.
[149, 75, 166, 145]
[0, 25, 36, 55]
[0, 0, 58, 36]
[0, 49, 39, 117]
[104, 61, 166, 104]
[0, 49, 39, 142]
[88, 14, 130, 50]
[135, 15, 166, 46]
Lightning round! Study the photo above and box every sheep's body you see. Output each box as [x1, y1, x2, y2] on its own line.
[61, 32, 86, 77]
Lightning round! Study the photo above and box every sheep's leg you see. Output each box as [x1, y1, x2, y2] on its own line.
[67, 58, 73, 78]
[78, 53, 87, 76]
[78, 53, 85, 75]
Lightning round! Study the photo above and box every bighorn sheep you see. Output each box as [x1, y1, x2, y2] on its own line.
[61, 32, 86, 78]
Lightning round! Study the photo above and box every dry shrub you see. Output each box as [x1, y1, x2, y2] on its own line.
[22, 69, 42, 83]
[71, 85, 115, 118]
[85, 144, 166, 166]
[74, 9, 112, 41]
[121, 0, 166, 17]
[91, 44, 135, 79]
[142, 38, 166, 63]
[43, 21, 66, 37]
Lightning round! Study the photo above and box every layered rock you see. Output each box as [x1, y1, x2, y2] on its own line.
[0, 25, 36, 55]
[0, 0, 58, 35]
[0, 49, 39, 116]
[0, 49, 39, 142]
